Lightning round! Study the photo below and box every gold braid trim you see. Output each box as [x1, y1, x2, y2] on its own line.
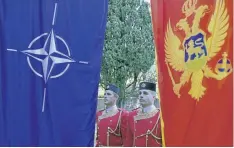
[106, 110, 123, 146]
[133, 109, 161, 146]
[98, 109, 119, 120]
[134, 109, 159, 121]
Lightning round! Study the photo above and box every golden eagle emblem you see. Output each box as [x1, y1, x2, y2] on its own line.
[165, 0, 232, 101]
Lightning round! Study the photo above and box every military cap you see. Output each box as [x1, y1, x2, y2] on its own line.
[139, 82, 156, 91]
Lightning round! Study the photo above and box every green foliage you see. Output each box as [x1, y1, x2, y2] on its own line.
[100, 0, 155, 105]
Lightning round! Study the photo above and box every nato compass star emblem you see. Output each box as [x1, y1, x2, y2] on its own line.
[7, 3, 89, 112]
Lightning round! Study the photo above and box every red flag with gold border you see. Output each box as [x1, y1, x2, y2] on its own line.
[150, 0, 233, 146]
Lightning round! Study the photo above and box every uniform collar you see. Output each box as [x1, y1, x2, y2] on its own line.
[142, 105, 156, 113]
[105, 105, 118, 113]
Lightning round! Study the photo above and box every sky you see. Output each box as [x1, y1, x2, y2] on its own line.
[144, 0, 150, 3]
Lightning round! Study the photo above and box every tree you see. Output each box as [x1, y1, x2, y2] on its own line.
[100, 0, 155, 106]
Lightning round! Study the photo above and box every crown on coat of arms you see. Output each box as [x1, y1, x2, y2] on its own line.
[182, 0, 197, 17]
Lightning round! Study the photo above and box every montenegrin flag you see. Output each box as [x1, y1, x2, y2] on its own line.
[151, 0, 233, 146]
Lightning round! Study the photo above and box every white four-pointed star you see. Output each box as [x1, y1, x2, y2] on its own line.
[21, 29, 75, 83]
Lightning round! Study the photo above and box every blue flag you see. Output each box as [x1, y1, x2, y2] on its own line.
[0, 0, 108, 146]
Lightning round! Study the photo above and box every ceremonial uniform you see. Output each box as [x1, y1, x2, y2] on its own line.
[126, 107, 162, 147]
[96, 108, 129, 147]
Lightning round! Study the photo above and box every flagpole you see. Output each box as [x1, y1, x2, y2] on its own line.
[154, 53, 166, 147]
[155, 66, 166, 147]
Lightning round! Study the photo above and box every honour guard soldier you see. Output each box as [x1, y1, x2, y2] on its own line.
[96, 84, 129, 147]
[125, 82, 162, 147]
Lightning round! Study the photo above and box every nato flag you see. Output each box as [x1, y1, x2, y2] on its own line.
[0, 0, 108, 146]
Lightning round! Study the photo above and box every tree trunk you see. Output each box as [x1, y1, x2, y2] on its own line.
[117, 78, 126, 108]
[131, 72, 138, 91]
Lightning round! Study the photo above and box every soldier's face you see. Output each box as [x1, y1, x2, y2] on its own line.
[104, 90, 117, 106]
[138, 89, 154, 107]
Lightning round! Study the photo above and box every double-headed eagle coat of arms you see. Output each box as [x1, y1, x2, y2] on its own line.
[165, 0, 232, 101]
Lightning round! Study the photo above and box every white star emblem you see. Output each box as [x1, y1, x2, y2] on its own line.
[22, 29, 75, 83]
[6, 3, 88, 112]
